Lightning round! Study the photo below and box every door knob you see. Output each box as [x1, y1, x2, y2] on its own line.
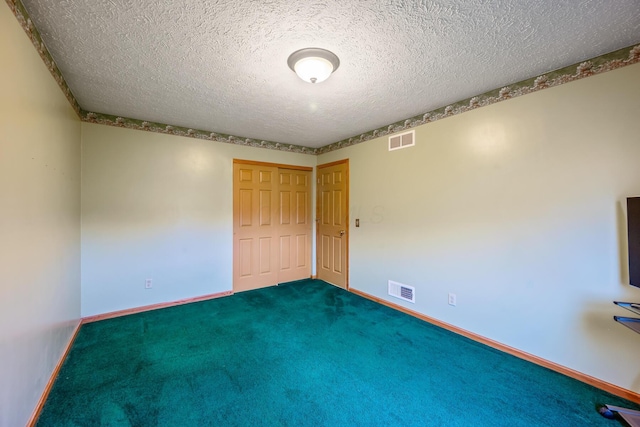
[339, 230, 345, 236]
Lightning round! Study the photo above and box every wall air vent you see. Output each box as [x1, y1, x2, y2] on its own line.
[388, 130, 415, 151]
[388, 280, 415, 303]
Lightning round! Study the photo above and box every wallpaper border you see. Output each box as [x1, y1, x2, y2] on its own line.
[6, 0, 639, 156]
[6, 0, 82, 116]
[318, 44, 640, 155]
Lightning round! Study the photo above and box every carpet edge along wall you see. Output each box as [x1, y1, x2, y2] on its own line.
[35, 280, 640, 426]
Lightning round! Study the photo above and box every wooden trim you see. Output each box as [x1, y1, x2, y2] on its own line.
[27, 320, 82, 427]
[28, 290, 233, 424]
[82, 291, 233, 324]
[317, 158, 348, 169]
[233, 158, 313, 171]
[310, 275, 317, 279]
[344, 161, 349, 290]
[349, 287, 640, 405]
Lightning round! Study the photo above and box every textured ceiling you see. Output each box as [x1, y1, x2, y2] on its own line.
[18, 0, 640, 149]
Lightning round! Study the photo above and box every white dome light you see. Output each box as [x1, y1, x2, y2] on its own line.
[288, 48, 340, 84]
[294, 57, 334, 84]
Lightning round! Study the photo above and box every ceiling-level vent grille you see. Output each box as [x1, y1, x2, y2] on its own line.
[388, 280, 415, 303]
[388, 130, 415, 151]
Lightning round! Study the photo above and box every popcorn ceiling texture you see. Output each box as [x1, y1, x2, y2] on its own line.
[12, 0, 640, 150]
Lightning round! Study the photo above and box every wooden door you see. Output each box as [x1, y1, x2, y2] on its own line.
[316, 160, 349, 289]
[233, 161, 312, 292]
[233, 163, 279, 292]
[278, 169, 312, 283]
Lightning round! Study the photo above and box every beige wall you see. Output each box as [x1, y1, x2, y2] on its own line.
[0, 4, 81, 427]
[81, 123, 316, 316]
[319, 63, 640, 391]
[5, 0, 640, 418]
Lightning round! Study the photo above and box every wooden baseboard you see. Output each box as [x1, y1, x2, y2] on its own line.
[82, 290, 234, 323]
[31, 286, 638, 425]
[349, 287, 640, 405]
[28, 290, 233, 424]
[27, 320, 82, 427]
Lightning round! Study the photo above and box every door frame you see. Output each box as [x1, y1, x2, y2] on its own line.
[233, 158, 313, 171]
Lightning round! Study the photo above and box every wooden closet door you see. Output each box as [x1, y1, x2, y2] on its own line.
[233, 163, 279, 292]
[277, 169, 312, 283]
[233, 161, 312, 292]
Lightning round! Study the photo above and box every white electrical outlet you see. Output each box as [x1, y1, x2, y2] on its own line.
[145, 279, 152, 289]
[448, 293, 456, 306]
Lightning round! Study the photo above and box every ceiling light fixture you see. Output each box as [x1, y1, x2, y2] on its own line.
[287, 48, 340, 84]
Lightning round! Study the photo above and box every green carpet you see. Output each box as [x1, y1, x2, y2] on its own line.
[37, 279, 639, 426]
